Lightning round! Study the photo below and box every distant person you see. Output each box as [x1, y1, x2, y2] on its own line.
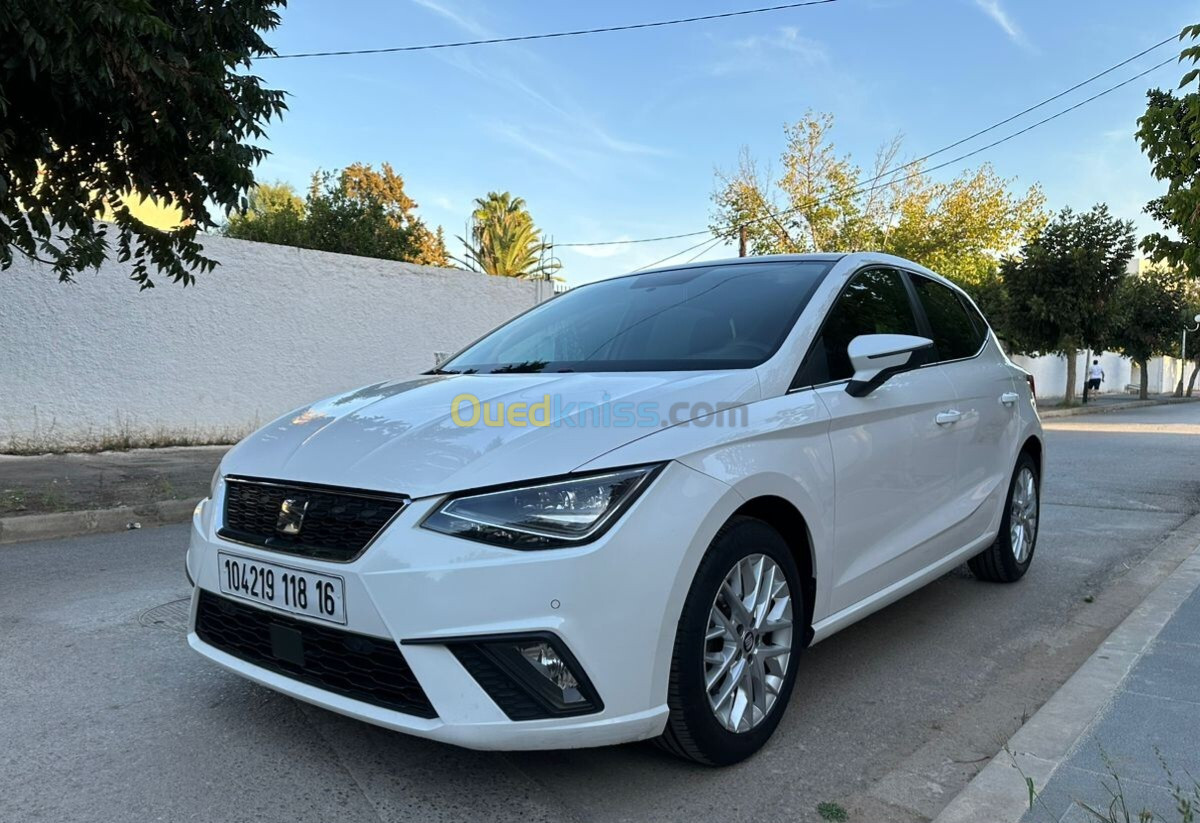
[1083, 359, 1104, 403]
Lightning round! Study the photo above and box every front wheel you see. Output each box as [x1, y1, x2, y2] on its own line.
[969, 452, 1040, 583]
[656, 517, 804, 765]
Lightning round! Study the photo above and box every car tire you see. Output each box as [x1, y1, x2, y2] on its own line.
[656, 516, 804, 766]
[969, 452, 1040, 583]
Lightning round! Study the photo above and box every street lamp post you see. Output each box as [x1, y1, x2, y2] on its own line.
[1176, 313, 1200, 397]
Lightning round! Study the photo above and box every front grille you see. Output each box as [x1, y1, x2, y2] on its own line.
[220, 476, 407, 562]
[195, 590, 436, 718]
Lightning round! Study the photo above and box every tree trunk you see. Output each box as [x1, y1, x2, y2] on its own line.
[1064, 348, 1078, 406]
[1138, 358, 1150, 400]
[1187, 358, 1200, 397]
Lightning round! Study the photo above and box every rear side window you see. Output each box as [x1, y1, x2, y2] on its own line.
[794, 267, 919, 386]
[958, 293, 991, 340]
[910, 274, 982, 362]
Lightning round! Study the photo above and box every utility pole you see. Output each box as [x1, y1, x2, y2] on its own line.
[1176, 313, 1200, 397]
[738, 225, 747, 257]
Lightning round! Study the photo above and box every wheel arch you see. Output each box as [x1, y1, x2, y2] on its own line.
[1020, 434, 1044, 476]
[729, 495, 817, 648]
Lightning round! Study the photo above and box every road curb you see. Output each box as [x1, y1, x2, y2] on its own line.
[0, 498, 201, 545]
[932, 528, 1200, 823]
[1037, 396, 1196, 419]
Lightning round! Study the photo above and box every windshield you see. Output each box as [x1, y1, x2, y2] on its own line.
[440, 260, 834, 374]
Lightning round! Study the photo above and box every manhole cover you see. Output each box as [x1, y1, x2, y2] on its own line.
[139, 597, 191, 633]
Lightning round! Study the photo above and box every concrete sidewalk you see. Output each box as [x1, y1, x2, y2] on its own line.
[1020, 578, 1200, 822]
[0, 446, 227, 543]
[935, 534, 1200, 823]
[0, 446, 227, 516]
[1038, 392, 1196, 419]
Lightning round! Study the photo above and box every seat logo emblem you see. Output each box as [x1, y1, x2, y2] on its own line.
[276, 497, 309, 536]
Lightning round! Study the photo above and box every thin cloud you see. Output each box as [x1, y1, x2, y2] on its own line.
[410, 0, 489, 38]
[411, 0, 667, 159]
[488, 122, 581, 176]
[973, 0, 1033, 50]
[711, 26, 828, 76]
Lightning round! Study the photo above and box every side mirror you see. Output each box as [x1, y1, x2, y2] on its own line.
[845, 334, 934, 397]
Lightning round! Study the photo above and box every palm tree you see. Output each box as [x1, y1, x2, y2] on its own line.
[457, 192, 561, 279]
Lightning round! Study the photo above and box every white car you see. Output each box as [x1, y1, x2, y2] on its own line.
[187, 252, 1042, 765]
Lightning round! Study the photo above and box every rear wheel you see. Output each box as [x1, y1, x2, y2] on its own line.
[969, 452, 1040, 583]
[656, 517, 804, 765]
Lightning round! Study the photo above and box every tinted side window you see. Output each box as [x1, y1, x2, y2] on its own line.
[957, 293, 991, 341]
[911, 275, 981, 362]
[795, 267, 919, 386]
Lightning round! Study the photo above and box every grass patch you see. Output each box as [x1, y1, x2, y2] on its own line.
[816, 801, 848, 821]
[1012, 746, 1200, 822]
[3, 485, 72, 514]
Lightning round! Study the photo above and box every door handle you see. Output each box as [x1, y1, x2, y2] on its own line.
[935, 410, 962, 426]
[1000, 392, 1019, 406]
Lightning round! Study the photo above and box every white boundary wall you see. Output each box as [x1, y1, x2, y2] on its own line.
[0, 235, 544, 448]
[1012, 350, 1188, 399]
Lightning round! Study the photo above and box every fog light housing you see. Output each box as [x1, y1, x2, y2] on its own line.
[411, 632, 603, 720]
[516, 640, 586, 706]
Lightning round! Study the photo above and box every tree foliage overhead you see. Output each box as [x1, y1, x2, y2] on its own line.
[1136, 24, 1200, 279]
[710, 111, 1046, 288]
[456, 191, 560, 279]
[0, 0, 287, 287]
[223, 163, 450, 267]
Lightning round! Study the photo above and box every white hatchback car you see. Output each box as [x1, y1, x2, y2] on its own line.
[187, 252, 1043, 765]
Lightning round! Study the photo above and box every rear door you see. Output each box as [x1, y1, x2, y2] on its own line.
[795, 267, 961, 613]
[907, 273, 1020, 545]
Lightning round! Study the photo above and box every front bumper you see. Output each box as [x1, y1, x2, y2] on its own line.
[186, 460, 737, 750]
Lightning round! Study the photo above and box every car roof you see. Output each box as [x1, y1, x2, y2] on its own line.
[636, 253, 845, 275]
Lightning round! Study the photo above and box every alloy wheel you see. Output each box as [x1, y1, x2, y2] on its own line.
[703, 553, 794, 733]
[1009, 466, 1038, 564]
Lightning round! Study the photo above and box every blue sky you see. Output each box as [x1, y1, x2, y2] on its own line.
[251, 1, 1199, 286]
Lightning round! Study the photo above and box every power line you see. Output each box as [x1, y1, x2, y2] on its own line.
[633, 236, 725, 272]
[682, 236, 729, 265]
[264, 0, 841, 60]
[638, 53, 1176, 269]
[559, 33, 1179, 250]
[749, 56, 1176, 231]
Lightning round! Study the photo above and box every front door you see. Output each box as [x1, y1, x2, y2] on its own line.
[792, 267, 961, 613]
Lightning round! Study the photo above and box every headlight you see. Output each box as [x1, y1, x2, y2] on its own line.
[421, 464, 663, 549]
[209, 466, 222, 498]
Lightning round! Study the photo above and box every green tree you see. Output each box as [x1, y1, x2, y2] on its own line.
[710, 111, 1045, 290]
[457, 191, 560, 279]
[1107, 265, 1189, 399]
[223, 164, 450, 266]
[0, 0, 287, 287]
[1001, 205, 1136, 404]
[1136, 25, 1200, 279]
[223, 182, 305, 246]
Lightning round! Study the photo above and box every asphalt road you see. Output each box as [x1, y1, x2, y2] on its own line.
[3, 402, 1199, 823]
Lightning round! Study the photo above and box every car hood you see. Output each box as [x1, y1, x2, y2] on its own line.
[220, 371, 759, 498]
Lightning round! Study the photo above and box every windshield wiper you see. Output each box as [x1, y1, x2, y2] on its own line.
[488, 360, 550, 374]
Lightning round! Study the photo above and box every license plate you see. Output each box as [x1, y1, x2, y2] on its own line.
[217, 552, 346, 625]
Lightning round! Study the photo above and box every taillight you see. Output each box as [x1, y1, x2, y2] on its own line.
[1025, 373, 1036, 400]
